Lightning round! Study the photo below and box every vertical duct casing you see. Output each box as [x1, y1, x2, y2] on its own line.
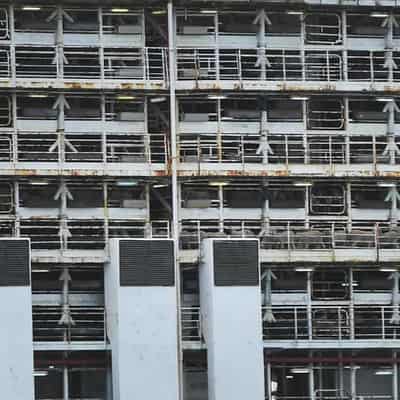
[0, 239, 34, 399]
[200, 238, 265, 400]
[105, 238, 179, 400]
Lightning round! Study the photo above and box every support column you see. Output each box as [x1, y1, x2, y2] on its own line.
[200, 239, 264, 400]
[0, 239, 33, 400]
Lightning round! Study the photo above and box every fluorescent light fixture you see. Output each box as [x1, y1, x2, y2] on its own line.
[295, 267, 313, 272]
[380, 267, 398, 272]
[29, 94, 48, 98]
[112, 8, 129, 13]
[152, 9, 166, 15]
[376, 97, 394, 102]
[293, 181, 313, 187]
[375, 369, 393, 376]
[290, 96, 309, 101]
[153, 183, 168, 188]
[341, 282, 359, 287]
[208, 95, 227, 100]
[370, 12, 388, 18]
[377, 182, 396, 188]
[286, 375, 294, 379]
[22, 6, 42, 11]
[33, 269, 49, 273]
[150, 96, 167, 103]
[209, 181, 229, 186]
[116, 179, 139, 187]
[29, 179, 49, 186]
[287, 11, 303, 15]
[291, 368, 310, 374]
[34, 370, 48, 377]
[117, 95, 136, 100]
[200, 9, 217, 14]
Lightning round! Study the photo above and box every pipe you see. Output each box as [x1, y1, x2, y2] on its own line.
[167, 3, 183, 400]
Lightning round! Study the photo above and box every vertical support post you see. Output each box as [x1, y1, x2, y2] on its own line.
[8, 4, 15, 84]
[63, 363, 69, 400]
[394, 351, 398, 400]
[307, 271, 312, 340]
[309, 353, 315, 400]
[168, 3, 183, 400]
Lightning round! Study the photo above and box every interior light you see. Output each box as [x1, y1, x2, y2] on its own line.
[33, 370, 48, 377]
[117, 95, 136, 100]
[293, 181, 313, 187]
[370, 12, 389, 18]
[380, 268, 398, 272]
[209, 181, 229, 187]
[291, 368, 310, 374]
[295, 267, 314, 272]
[200, 10, 217, 14]
[22, 6, 42, 11]
[285, 375, 294, 379]
[29, 180, 49, 186]
[153, 184, 168, 188]
[376, 97, 394, 102]
[290, 96, 310, 101]
[152, 9, 166, 15]
[29, 94, 48, 98]
[377, 182, 396, 188]
[208, 95, 227, 100]
[33, 269, 50, 273]
[341, 282, 359, 287]
[112, 8, 129, 13]
[116, 180, 139, 187]
[150, 96, 167, 103]
[375, 369, 393, 376]
[287, 11, 303, 15]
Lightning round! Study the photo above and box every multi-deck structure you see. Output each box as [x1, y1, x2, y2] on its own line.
[1, 1, 400, 399]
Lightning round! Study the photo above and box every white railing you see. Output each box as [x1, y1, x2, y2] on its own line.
[16, 219, 170, 250]
[33, 305, 106, 342]
[263, 305, 400, 341]
[176, 48, 400, 83]
[12, 132, 167, 164]
[11, 47, 168, 81]
[181, 306, 202, 342]
[179, 221, 400, 251]
[179, 134, 398, 165]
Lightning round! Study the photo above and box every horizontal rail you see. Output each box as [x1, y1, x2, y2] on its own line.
[179, 134, 399, 165]
[263, 305, 400, 341]
[180, 221, 400, 250]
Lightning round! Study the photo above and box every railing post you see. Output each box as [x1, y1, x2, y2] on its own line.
[382, 306, 386, 339]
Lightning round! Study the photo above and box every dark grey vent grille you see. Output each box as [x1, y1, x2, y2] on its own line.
[0, 240, 30, 286]
[213, 240, 259, 286]
[119, 240, 174, 286]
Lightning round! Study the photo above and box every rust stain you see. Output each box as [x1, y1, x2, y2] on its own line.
[64, 82, 96, 89]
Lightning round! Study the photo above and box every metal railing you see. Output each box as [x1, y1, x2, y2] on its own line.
[181, 306, 202, 342]
[263, 305, 400, 341]
[179, 221, 400, 251]
[33, 305, 106, 342]
[10, 47, 168, 81]
[16, 219, 170, 250]
[10, 132, 167, 164]
[179, 134, 399, 165]
[176, 48, 400, 83]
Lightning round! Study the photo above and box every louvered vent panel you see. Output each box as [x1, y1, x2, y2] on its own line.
[213, 240, 259, 286]
[119, 240, 174, 286]
[0, 239, 30, 286]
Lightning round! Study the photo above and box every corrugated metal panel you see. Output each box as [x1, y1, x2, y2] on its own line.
[213, 240, 259, 286]
[0, 239, 30, 286]
[119, 240, 174, 286]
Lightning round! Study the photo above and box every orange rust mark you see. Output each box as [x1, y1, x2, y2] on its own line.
[64, 82, 96, 89]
